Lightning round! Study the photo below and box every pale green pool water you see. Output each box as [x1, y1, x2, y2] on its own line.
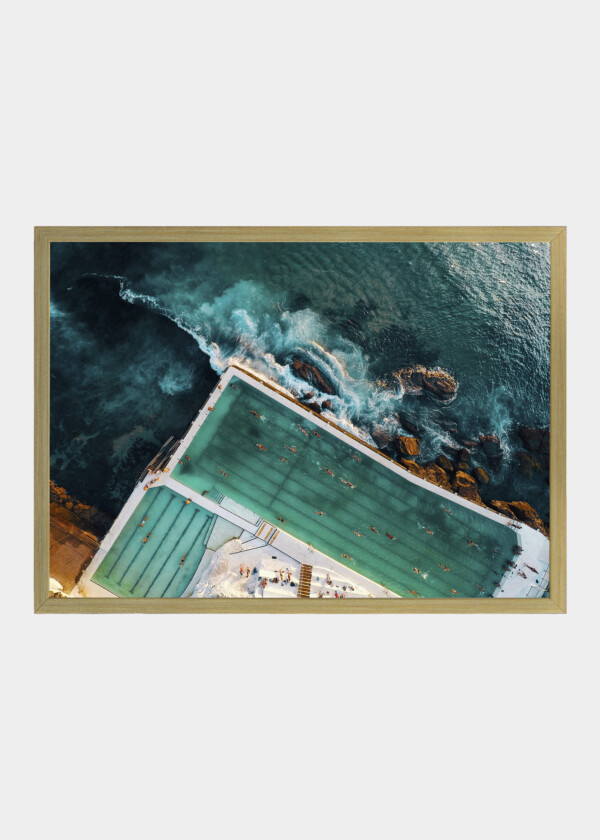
[172, 376, 517, 597]
[92, 487, 215, 597]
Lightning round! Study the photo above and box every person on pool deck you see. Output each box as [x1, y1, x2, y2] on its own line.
[246, 567, 250, 578]
[240, 565, 244, 576]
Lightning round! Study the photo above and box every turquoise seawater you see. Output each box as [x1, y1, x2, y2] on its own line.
[50, 242, 550, 522]
[172, 377, 517, 598]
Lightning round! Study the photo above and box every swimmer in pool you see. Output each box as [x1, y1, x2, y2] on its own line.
[139, 518, 147, 527]
[385, 533, 396, 540]
[311, 430, 321, 437]
[368, 526, 378, 533]
[315, 511, 325, 516]
[423, 527, 434, 534]
[352, 455, 361, 462]
[321, 467, 335, 476]
[256, 444, 267, 451]
[218, 468, 229, 477]
[280, 456, 288, 463]
[179, 555, 186, 567]
[467, 540, 478, 547]
[249, 410, 262, 418]
[285, 445, 297, 454]
[441, 505, 453, 515]
[353, 531, 364, 537]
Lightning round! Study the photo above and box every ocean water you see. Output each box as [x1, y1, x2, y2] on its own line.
[50, 241, 550, 521]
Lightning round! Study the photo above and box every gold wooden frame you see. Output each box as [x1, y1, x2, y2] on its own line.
[34, 227, 566, 613]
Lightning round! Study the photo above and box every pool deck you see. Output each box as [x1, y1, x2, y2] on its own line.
[77, 364, 549, 598]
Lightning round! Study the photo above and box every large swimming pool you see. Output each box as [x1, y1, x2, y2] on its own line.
[172, 376, 517, 597]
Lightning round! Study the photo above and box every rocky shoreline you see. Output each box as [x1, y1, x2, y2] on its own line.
[49, 481, 113, 594]
[288, 358, 550, 537]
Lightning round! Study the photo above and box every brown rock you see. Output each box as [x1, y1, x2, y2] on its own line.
[456, 461, 470, 473]
[462, 439, 479, 448]
[425, 463, 452, 491]
[515, 451, 542, 479]
[399, 459, 428, 480]
[395, 435, 420, 458]
[393, 365, 458, 401]
[472, 466, 490, 485]
[452, 470, 483, 505]
[321, 400, 334, 411]
[436, 454, 454, 472]
[458, 448, 471, 462]
[372, 428, 394, 450]
[291, 358, 335, 394]
[304, 401, 322, 414]
[507, 501, 549, 536]
[397, 413, 421, 436]
[489, 500, 518, 519]
[479, 434, 503, 469]
[518, 426, 550, 455]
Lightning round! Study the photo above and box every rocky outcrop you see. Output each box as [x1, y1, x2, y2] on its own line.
[456, 461, 470, 473]
[425, 463, 452, 491]
[395, 435, 420, 458]
[50, 481, 112, 538]
[472, 466, 490, 485]
[397, 413, 421, 436]
[479, 434, 503, 470]
[452, 470, 483, 505]
[436, 454, 454, 473]
[393, 365, 458, 401]
[399, 459, 451, 491]
[506, 501, 549, 536]
[515, 451, 542, 478]
[372, 427, 394, 451]
[518, 426, 550, 455]
[489, 500, 518, 519]
[291, 358, 335, 395]
[488, 499, 548, 536]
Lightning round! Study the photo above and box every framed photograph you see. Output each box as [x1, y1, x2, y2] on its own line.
[35, 227, 566, 613]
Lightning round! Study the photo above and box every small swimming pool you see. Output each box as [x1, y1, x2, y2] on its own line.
[172, 376, 518, 598]
[92, 487, 215, 597]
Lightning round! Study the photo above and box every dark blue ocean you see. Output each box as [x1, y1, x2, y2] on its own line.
[49, 242, 550, 522]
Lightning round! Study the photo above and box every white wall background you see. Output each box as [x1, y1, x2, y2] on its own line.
[1, 2, 597, 839]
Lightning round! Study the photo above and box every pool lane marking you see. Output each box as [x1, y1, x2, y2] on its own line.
[104, 491, 166, 578]
[145, 510, 209, 598]
[126, 497, 182, 591]
[158, 515, 215, 598]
